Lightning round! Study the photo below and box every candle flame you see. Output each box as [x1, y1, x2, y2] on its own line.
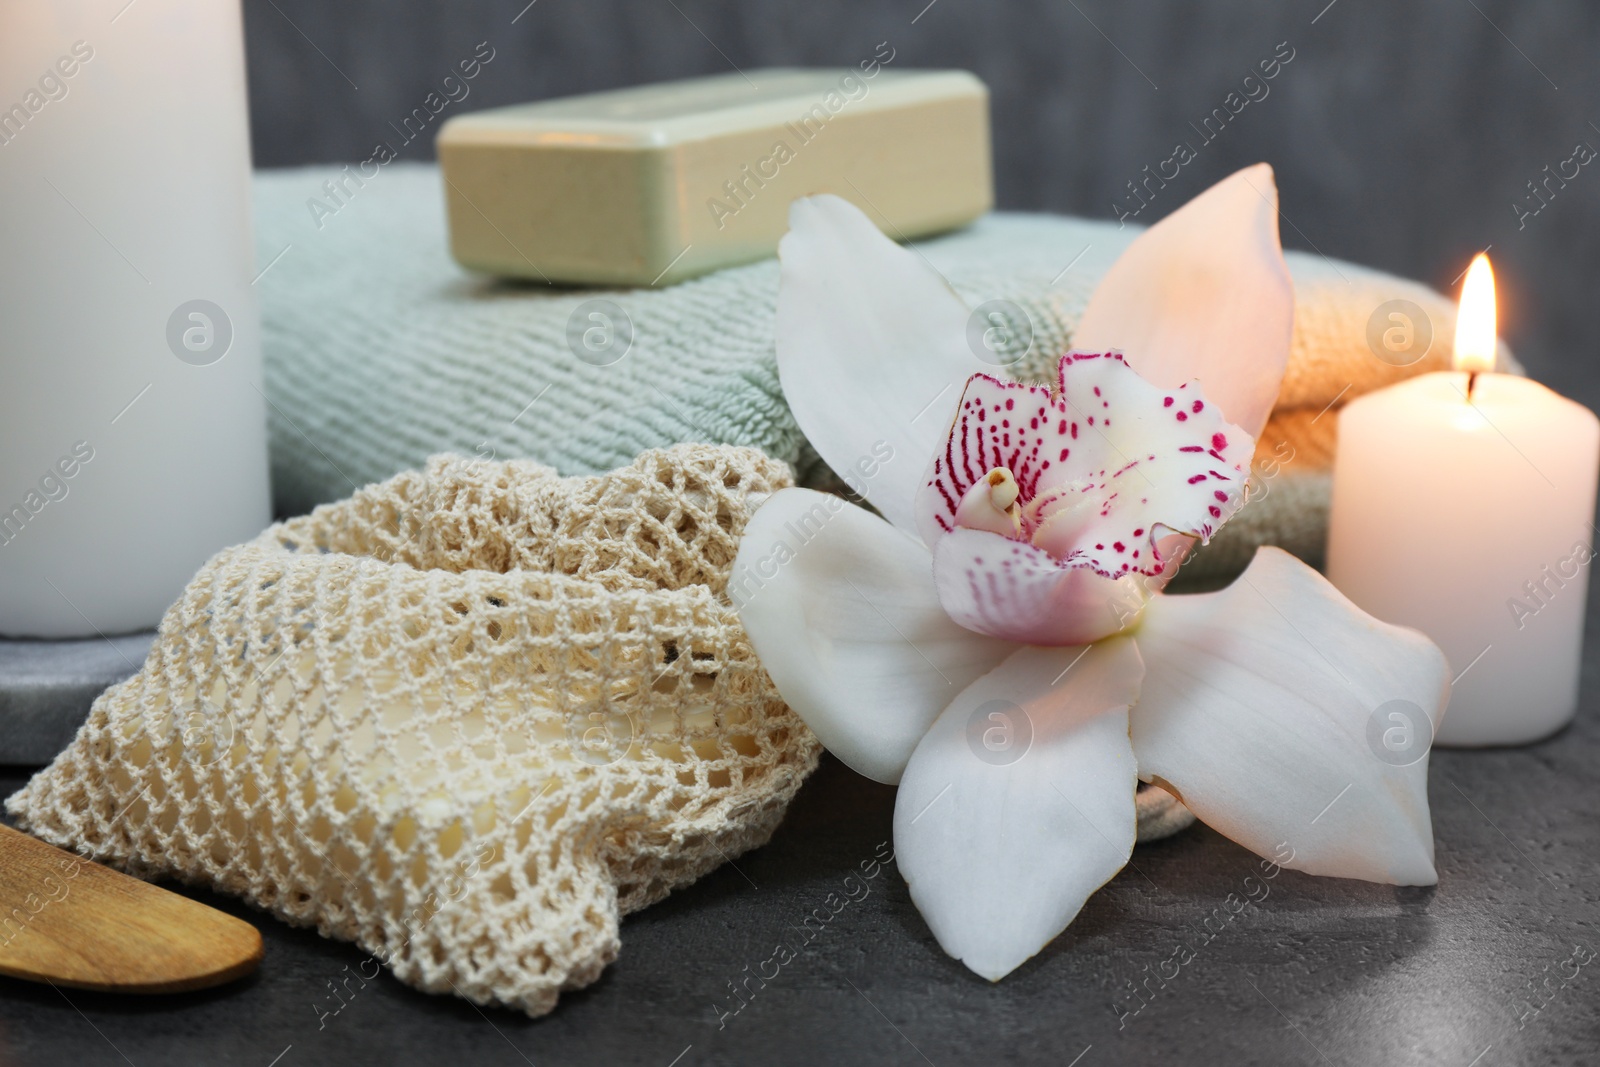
[1453, 253, 1497, 375]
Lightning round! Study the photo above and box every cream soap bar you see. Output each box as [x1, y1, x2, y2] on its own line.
[436, 67, 992, 286]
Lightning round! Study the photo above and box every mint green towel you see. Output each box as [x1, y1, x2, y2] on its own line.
[253, 164, 1121, 515]
[253, 163, 1467, 586]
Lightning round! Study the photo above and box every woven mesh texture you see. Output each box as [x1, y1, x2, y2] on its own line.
[7, 444, 821, 1016]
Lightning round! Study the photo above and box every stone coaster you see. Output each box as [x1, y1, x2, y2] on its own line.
[0, 633, 154, 764]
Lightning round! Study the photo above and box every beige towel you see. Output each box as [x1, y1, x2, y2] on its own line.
[1192, 253, 1519, 584]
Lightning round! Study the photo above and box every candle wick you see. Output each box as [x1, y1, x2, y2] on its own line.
[1466, 371, 1478, 402]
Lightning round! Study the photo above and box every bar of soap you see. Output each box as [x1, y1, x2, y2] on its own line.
[437, 68, 992, 286]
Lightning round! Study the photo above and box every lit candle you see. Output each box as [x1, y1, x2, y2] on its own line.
[1327, 255, 1600, 745]
[0, 1, 269, 637]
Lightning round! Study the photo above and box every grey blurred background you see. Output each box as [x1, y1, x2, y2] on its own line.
[241, 0, 1598, 399]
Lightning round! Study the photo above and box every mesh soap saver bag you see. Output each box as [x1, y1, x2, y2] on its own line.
[7, 444, 822, 1015]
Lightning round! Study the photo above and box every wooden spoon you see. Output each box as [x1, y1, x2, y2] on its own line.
[0, 823, 262, 993]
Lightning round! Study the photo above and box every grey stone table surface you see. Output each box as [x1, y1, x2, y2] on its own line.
[3, 645, 1599, 1067]
[0, 633, 154, 765]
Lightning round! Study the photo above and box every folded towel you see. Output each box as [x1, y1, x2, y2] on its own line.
[255, 163, 1504, 578]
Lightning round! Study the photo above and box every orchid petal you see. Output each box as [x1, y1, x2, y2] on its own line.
[894, 639, 1145, 980]
[1074, 164, 1294, 438]
[777, 195, 983, 535]
[916, 354, 1252, 575]
[932, 528, 1145, 646]
[1129, 547, 1450, 885]
[730, 488, 1012, 784]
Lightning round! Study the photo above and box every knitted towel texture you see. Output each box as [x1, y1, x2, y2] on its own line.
[7, 444, 822, 1016]
[253, 164, 1498, 580]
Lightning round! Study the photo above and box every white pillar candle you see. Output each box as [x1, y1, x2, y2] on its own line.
[0, 0, 270, 637]
[1328, 255, 1600, 745]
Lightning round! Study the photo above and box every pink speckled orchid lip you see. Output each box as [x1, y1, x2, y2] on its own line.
[916, 351, 1253, 582]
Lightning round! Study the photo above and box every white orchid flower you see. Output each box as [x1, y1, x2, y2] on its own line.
[730, 165, 1451, 982]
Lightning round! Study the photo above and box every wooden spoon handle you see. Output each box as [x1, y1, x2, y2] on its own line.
[0, 823, 262, 993]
